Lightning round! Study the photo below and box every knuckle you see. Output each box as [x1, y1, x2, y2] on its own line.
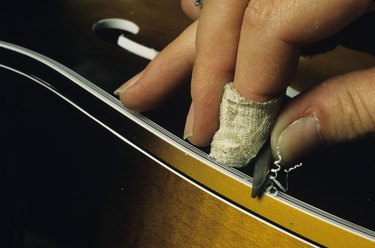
[243, 0, 295, 39]
[330, 79, 375, 140]
[244, 0, 277, 29]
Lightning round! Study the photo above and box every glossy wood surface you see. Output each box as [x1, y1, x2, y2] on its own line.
[1, 67, 310, 247]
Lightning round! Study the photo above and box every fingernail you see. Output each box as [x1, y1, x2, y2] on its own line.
[114, 71, 143, 95]
[183, 103, 195, 140]
[276, 115, 322, 165]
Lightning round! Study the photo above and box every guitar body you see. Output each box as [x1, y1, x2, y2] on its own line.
[1, 1, 374, 247]
[0, 42, 307, 247]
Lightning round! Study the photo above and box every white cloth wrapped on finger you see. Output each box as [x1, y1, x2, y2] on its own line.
[210, 82, 283, 168]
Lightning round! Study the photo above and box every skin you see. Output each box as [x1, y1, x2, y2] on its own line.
[117, 0, 375, 165]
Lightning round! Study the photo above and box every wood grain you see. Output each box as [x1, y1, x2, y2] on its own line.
[97, 154, 311, 248]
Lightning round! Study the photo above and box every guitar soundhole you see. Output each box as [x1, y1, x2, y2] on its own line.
[93, 18, 159, 61]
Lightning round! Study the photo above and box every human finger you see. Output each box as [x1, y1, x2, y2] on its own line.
[116, 21, 197, 112]
[271, 67, 375, 165]
[185, 0, 250, 146]
[233, 0, 374, 101]
[181, 0, 202, 20]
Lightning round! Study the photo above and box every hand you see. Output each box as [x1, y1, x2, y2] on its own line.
[115, 0, 375, 165]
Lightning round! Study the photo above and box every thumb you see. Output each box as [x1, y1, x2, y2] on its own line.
[271, 67, 375, 165]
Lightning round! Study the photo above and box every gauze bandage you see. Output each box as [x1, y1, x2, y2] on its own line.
[210, 82, 283, 168]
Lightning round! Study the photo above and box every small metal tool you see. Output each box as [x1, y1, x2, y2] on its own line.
[248, 139, 274, 198]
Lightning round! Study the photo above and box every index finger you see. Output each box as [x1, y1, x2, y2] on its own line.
[187, 0, 249, 146]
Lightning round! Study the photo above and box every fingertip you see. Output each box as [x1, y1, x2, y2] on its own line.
[187, 134, 213, 147]
[114, 71, 144, 96]
[183, 101, 218, 147]
[183, 103, 194, 140]
[118, 91, 144, 112]
[116, 72, 162, 112]
[181, 0, 202, 20]
[271, 114, 323, 166]
[187, 87, 224, 147]
[187, 108, 220, 147]
[118, 89, 144, 112]
[114, 71, 152, 112]
[117, 21, 198, 113]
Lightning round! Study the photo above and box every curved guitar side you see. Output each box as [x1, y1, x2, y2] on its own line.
[1, 40, 374, 247]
